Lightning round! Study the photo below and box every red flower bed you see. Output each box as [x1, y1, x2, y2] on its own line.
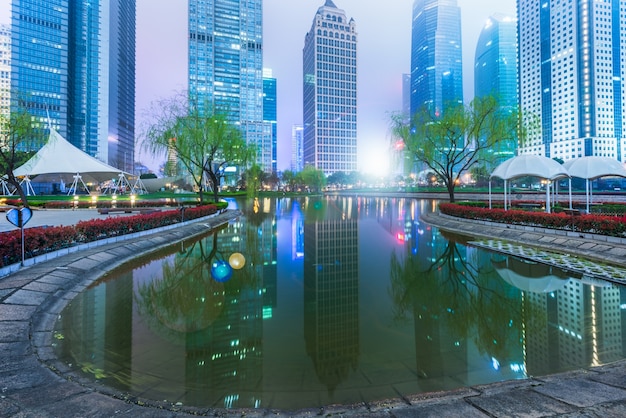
[439, 203, 626, 237]
[0, 204, 218, 267]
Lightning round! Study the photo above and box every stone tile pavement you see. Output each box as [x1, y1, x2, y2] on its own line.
[1, 209, 626, 417]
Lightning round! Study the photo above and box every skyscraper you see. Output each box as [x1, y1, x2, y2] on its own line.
[474, 13, 518, 163]
[0, 24, 10, 116]
[105, 1, 137, 174]
[188, 0, 272, 173]
[518, 0, 626, 162]
[263, 68, 277, 174]
[303, 0, 357, 176]
[410, 0, 463, 118]
[10, 0, 136, 171]
[291, 124, 304, 172]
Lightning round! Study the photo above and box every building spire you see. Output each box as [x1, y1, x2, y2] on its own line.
[324, 0, 338, 8]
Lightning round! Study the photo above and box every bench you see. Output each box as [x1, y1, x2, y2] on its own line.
[98, 208, 160, 215]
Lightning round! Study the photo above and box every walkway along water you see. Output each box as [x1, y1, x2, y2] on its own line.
[1, 207, 626, 416]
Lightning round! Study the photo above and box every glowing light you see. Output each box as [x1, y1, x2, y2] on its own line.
[229, 253, 246, 269]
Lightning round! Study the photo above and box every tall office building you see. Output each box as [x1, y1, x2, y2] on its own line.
[291, 124, 304, 172]
[303, 0, 357, 176]
[474, 14, 518, 164]
[263, 68, 277, 174]
[10, 0, 135, 171]
[518, 0, 626, 162]
[410, 0, 463, 118]
[188, 0, 272, 173]
[105, 1, 137, 174]
[0, 24, 10, 116]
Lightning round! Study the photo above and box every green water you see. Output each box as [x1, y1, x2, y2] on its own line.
[53, 196, 626, 410]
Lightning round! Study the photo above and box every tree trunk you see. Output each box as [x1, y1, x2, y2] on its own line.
[447, 183, 456, 203]
[206, 170, 219, 203]
[7, 177, 30, 208]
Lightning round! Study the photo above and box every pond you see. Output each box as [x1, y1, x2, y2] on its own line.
[52, 196, 626, 411]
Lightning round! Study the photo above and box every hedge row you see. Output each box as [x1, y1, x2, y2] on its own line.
[439, 203, 626, 237]
[0, 204, 218, 267]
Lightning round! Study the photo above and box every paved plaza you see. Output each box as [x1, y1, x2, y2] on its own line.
[1, 207, 626, 416]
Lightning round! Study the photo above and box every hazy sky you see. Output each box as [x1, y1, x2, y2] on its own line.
[1, 0, 517, 174]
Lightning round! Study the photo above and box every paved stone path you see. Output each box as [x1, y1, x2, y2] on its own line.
[1, 210, 626, 417]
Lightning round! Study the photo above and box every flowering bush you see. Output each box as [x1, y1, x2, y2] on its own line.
[439, 203, 626, 237]
[0, 204, 219, 267]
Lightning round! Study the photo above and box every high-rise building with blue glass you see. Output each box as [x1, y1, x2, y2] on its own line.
[263, 68, 277, 174]
[105, 1, 137, 173]
[188, 0, 272, 173]
[410, 0, 463, 118]
[10, 0, 135, 172]
[474, 13, 518, 163]
[518, 0, 626, 162]
[303, 0, 357, 176]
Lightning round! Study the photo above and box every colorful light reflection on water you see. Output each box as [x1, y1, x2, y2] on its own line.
[53, 196, 626, 410]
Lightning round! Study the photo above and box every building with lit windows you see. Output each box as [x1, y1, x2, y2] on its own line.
[188, 0, 273, 173]
[263, 69, 277, 174]
[291, 124, 304, 172]
[303, 0, 357, 176]
[410, 0, 463, 117]
[0, 24, 10, 116]
[10, 0, 136, 171]
[474, 13, 518, 165]
[517, 0, 626, 162]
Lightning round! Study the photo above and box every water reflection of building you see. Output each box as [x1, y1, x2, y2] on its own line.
[304, 198, 359, 395]
[291, 200, 305, 260]
[523, 280, 626, 376]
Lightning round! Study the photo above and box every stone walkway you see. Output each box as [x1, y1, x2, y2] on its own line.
[1, 210, 626, 417]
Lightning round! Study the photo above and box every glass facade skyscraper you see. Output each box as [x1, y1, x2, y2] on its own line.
[474, 13, 518, 164]
[105, 0, 137, 173]
[518, 0, 626, 162]
[263, 68, 277, 174]
[10, 0, 135, 171]
[188, 0, 272, 173]
[410, 0, 463, 118]
[303, 0, 357, 176]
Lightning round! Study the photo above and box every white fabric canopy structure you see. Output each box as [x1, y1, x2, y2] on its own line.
[492, 257, 570, 293]
[563, 156, 626, 212]
[489, 155, 571, 212]
[13, 128, 142, 195]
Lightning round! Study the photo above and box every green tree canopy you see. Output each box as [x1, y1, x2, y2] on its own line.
[142, 92, 255, 202]
[391, 96, 520, 202]
[0, 98, 45, 207]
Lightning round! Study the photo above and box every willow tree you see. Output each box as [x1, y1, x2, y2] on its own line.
[142, 93, 254, 203]
[391, 96, 520, 202]
[0, 102, 44, 207]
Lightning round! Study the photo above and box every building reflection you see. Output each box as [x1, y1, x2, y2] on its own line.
[55, 196, 626, 409]
[303, 197, 360, 395]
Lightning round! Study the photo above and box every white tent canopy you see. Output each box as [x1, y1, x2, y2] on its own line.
[13, 128, 142, 195]
[563, 156, 626, 212]
[492, 257, 570, 293]
[489, 155, 571, 212]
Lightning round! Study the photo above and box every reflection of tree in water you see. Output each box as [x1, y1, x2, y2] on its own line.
[135, 229, 228, 343]
[389, 237, 526, 377]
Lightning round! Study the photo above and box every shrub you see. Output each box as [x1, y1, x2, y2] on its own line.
[0, 204, 219, 267]
[439, 203, 626, 237]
